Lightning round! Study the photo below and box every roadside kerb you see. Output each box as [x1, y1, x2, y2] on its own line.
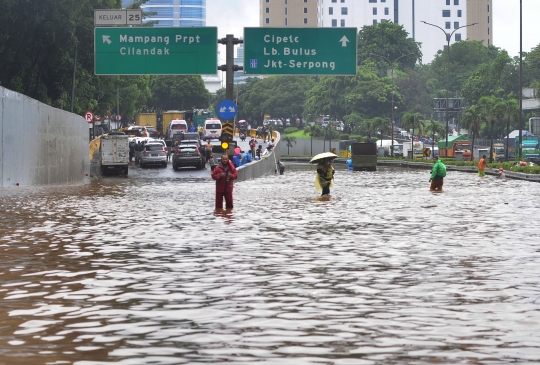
[279, 157, 540, 182]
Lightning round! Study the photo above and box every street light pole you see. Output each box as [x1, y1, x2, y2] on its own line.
[421, 21, 477, 157]
[519, 0, 523, 158]
[370, 52, 414, 157]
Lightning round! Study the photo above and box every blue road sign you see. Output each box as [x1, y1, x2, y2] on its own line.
[217, 100, 238, 120]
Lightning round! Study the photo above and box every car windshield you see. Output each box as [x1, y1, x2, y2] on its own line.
[205, 124, 220, 129]
[145, 144, 163, 151]
[171, 124, 186, 130]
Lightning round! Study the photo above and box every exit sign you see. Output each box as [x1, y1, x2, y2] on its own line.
[94, 27, 217, 75]
[243, 27, 357, 75]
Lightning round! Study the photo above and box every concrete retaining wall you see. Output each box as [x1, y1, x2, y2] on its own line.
[0, 87, 89, 187]
[279, 137, 342, 156]
[237, 131, 282, 182]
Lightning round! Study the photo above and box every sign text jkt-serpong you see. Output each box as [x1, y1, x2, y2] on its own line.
[94, 27, 217, 75]
[243, 28, 357, 76]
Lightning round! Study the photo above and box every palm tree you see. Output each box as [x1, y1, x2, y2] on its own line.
[424, 119, 446, 157]
[282, 136, 297, 155]
[360, 119, 376, 143]
[461, 105, 483, 161]
[501, 99, 519, 160]
[401, 112, 426, 157]
[478, 96, 502, 163]
[372, 117, 391, 147]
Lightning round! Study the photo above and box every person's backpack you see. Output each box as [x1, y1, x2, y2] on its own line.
[439, 163, 447, 177]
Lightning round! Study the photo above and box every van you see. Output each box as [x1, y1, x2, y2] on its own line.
[166, 119, 188, 139]
[203, 119, 222, 141]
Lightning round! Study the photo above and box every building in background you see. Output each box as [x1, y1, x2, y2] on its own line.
[139, 0, 205, 27]
[260, 0, 318, 27]
[122, 0, 223, 93]
[317, 0, 491, 64]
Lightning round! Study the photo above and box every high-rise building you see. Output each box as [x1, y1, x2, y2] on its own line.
[317, 0, 492, 63]
[260, 0, 318, 27]
[122, 0, 223, 92]
[138, 0, 205, 27]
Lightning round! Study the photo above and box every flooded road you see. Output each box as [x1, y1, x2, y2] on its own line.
[1, 167, 540, 364]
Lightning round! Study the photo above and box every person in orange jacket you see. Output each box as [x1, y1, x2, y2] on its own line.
[478, 155, 487, 177]
[211, 154, 238, 209]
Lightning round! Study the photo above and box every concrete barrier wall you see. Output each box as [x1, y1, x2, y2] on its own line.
[279, 137, 342, 156]
[237, 131, 282, 182]
[0, 87, 90, 187]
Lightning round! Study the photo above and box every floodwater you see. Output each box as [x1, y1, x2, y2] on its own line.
[1, 167, 540, 364]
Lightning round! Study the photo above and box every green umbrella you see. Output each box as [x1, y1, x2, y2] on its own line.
[310, 152, 338, 164]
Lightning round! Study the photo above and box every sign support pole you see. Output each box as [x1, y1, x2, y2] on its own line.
[218, 35, 243, 143]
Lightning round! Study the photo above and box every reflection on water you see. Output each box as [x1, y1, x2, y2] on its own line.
[1, 168, 540, 364]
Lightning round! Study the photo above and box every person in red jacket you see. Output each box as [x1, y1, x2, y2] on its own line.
[211, 154, 238, 209]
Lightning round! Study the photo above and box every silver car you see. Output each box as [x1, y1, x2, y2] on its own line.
[139, 142, 167, 168]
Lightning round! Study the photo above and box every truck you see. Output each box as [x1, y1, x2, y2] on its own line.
[161, 111, 186, 137]
[375, 139, 399, 157]
[493, 143, 506, 161]
[517, 135, 540, 161]
[412, 142, 424, 158]
[100, 132, 129, 176]
[192, 109, 214, 128]
[351, 142, 377, 171]
[136, 113, 157, 131]
[438, 135, 472, 160]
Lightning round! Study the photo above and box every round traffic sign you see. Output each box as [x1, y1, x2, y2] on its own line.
[84, 111, 94, 123]
[217, 100, 238, 120]
[116, 115, 121, 121]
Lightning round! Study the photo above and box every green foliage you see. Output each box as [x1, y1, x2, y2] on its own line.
[428, 41, 500, 94]
[225, 76, 315, 125]
[284, 127, 299, 134]
[394, 69, 436, 116]
[461, 51, 518, 105]
[340, 134, 350, 140]
[401, 112, 426, 138]
[357, 21, 422, 71]
[150, 75, 210, 113]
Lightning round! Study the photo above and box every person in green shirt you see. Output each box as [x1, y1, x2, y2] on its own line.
[429, 156, 446, 192]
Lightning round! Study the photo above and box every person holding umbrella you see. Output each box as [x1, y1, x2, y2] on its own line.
[310, 152, 337, 196]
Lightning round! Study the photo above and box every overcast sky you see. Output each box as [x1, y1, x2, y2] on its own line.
[207, 0, 540, 63]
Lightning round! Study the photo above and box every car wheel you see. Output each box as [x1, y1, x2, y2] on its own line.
[173, 164, 178, 171]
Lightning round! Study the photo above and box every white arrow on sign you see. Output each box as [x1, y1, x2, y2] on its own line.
[228, 106, 236, 112]
[102, 35, 112, 45]
[339, 36, 350, 47]
[219, 106, 227, 113]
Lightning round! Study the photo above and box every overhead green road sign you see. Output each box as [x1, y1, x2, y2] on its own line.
[95, 27, 217, 75]
[243, 27, 357, 75]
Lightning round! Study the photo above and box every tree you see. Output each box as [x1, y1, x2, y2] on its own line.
[239, 76, 316, 124]
[150, 75, 211, 113]
[401, 112, 426, 148]
[394, 68, 436, 116]
[371, 117, 390, 147]
[461, 51, 518, 105]
[428, 41, 500, 94]
[461, 105, 483, 160]
[282, 136, 297, 155]
[357, 21, 422, 71]
[477, 96, 503, 162]
[500, 99, 519, 159]
[424, 120, 446, 157]
[0, 0, 127, 114]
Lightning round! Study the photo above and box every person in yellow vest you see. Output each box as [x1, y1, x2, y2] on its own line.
[478, 155, 487, 177]
[315, 158, 335, 196]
